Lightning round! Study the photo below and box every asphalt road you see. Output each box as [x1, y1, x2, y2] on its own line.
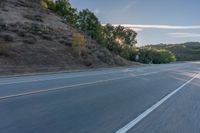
[0, 62, 199, 133]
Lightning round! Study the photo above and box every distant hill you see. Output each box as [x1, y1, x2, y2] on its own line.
[147, 42, 200, 61]
[0, 0, 138, 75]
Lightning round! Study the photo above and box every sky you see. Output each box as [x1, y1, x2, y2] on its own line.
[70, 0, 200, 46]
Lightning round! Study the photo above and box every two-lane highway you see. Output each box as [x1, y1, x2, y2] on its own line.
[0, 62, 199, 133]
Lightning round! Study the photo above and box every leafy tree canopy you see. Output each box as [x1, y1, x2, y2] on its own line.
[77, 9, 103, 42]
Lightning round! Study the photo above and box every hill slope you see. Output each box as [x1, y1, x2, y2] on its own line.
[0, 0, 137, 74]
[147, 42, 200, 61]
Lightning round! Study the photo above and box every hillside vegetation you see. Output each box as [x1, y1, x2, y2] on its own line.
[0, 0, 141, 75]
[0, 0, 177, 74]
[40, 0, 176, 64]
[147, 42, 200, 61]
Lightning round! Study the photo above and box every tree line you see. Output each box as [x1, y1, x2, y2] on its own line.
[40, 0, 176, 64]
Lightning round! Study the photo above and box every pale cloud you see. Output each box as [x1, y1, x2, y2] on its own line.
[93, 9, 100, 15]
[102, 24, 200, 33]
[101, 24, 143, 32]
[124, 4, 133, 10]
[124, 0, 138, 10]
[169, 32, 200, 38]
[111, 24, 200, 30]
[130, 27, 143, 32]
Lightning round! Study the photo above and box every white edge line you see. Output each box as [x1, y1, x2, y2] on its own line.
[0, 77, 124, 100]
[116, 72, 199, 133]
[0, 70, 174, 101]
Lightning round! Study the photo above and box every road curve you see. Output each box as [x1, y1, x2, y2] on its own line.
[0, 62, 199, 133]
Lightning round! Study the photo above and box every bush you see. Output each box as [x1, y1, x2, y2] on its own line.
[40, 0, 48, 8]
[153, 50, 176, 64]
[0, 0, 6, 7]
[120, 46, 139, 61]
[23, 35, 37, 44]
[72, 32, 86, 56]
[0, 42, 9, 56]
[138, 48, 176, 64]
[1, 34, 14, 42]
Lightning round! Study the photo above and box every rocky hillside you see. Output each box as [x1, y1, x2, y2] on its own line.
[0, 0, 137, 74]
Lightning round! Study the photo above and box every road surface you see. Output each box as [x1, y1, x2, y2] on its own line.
[0, 62, 199, 133]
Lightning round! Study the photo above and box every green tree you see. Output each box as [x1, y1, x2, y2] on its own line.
[77, 9, 103, 43]
[46, 0, 78, 26]
[114, 25, 137, 47]
[102, 24, 118, 52]
[102, 24, 137, 57]
[124, 28, 137, 47]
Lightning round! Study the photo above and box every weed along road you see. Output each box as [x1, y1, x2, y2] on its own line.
[0, 62, 200, 133]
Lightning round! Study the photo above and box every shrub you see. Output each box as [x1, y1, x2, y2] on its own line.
[138, 48, 176, 64]
[120, 46, 139, 61]
[31, 0, 43, 4]
[1, 34, 14, 42]
[0, 42, 9, 56]
[41, 0, 48, 8]
[40, 0, 56, 10]
[0, 0, 6, 7]
[23, 35, 37, 44]
[72, 32, 86, 56]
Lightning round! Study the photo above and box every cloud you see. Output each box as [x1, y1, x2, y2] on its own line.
[102, 24, 200, 33]
[169, 32, 200, 38]
[111, 24, 200, 30]
[124, 0, 138, 10]
[124, 4, 132, 10]
[93, 9, 100, 15]
[124, 2, 135, 10]
[129, 27, 143, 32]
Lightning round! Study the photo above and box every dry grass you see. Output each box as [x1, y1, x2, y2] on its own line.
[72, 32, 86, 56]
